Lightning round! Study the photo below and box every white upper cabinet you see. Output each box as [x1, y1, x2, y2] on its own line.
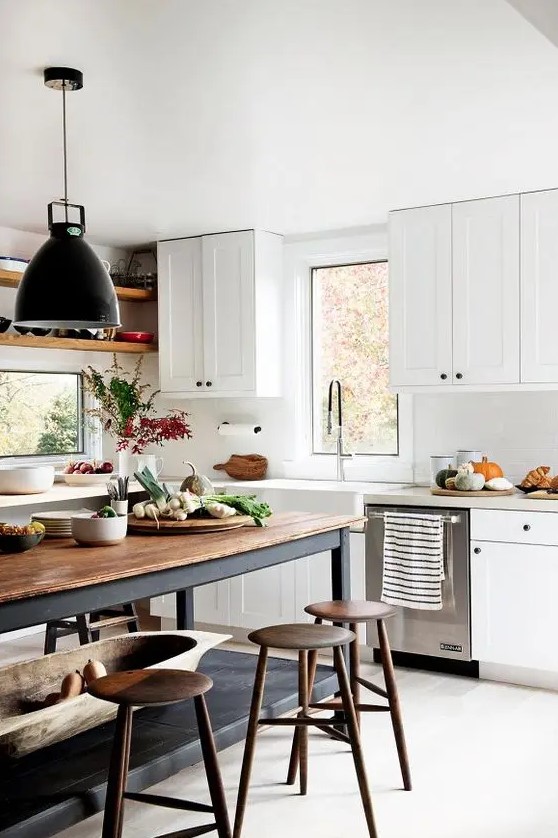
[389, 193, 522, 389]
[521, 190, 558, 383]
[158, 230, 282, 397]
[452, 196, 520, 385]
[389, 204, 452, 387]
[158, 237, 204, 394]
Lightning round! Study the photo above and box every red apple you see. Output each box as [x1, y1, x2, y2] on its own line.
[63, 463, 74, 474]
[80, 463, 94, 474]
[99, 461, 113, 474]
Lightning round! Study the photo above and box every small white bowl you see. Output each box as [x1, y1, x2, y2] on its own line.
[0, 465, 55, 495]
[64, 473, 114, 487]
[71, 513, 128, 546]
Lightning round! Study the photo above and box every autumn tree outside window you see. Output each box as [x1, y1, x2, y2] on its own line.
[311, 261, 398, 456]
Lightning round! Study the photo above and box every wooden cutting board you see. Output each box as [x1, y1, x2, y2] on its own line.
[430, 487, 516, 497]
[522, 490, 558, 500]
[127, 514, 253, 534]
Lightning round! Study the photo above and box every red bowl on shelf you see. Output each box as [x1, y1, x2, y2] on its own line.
[116, 331, 154, 344]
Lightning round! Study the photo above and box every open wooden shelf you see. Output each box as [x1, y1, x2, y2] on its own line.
[0, 333, 157, 354]
[0, 269, 157, 302]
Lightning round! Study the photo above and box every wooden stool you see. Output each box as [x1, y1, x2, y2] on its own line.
[290, 599, 411, 791]
[88, 668, 231, 838]
[44, 602, 140, 654]
[233, 623, 378, 838]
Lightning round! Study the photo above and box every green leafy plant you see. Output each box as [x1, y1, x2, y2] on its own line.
[82, 356, 192, 454]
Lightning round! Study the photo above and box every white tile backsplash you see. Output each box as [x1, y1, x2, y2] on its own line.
[413, 390, 558, 485]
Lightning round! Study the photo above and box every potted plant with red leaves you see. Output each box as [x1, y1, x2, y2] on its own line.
[81, 355, 192, 476]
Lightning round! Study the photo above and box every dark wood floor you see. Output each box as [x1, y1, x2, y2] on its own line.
[0, 649, 337, 838]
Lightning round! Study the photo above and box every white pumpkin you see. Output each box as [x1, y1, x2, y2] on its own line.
[485, 477, 513, 491]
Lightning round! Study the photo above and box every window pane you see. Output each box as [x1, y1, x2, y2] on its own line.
[312, 262, 398, 455]
[0, 372, 82, 457]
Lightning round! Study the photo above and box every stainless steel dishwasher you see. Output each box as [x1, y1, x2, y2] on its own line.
[366, 505, 472, 665]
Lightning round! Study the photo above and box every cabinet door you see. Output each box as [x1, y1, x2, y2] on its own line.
[389, 204, 452, 386]
[229, 564, 296, 629]
[471, 540, 558, 670]
[158, 239, 204, 393]
[521, 190, 558, 383]
[452, 196, 520, 385]
[202, 231, 256, 392]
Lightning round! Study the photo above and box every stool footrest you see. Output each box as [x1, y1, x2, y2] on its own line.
[259, 715, 347, 727]
[355, 675, 388, 699]
[123, 791, 214, 814]
[155, 824, 218, 838]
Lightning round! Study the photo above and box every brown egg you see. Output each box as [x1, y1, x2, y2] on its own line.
[83, 659, 107, 685]
[60, 670, 85, 698]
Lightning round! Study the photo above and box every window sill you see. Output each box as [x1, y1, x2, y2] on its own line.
[0, 481, 143, 510]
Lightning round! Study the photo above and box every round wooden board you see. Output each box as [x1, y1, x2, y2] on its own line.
[127, 513, 253, 534]
[521, 490, 558, 500]
[430, 487, 516, 497]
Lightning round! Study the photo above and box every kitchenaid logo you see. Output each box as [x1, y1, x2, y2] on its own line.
[440, 643, 463, 653]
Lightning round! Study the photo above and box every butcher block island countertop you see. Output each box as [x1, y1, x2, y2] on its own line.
[0, 511, 363, 605]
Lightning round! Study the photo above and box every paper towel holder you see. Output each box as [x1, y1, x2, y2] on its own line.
[217, 422, 262, 435]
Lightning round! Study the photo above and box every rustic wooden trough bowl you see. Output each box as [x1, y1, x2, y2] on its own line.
[0, 630, 230, 759]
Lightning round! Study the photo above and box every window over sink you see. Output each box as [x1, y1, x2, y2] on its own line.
[311, 261, 398, 456]
[0, 370, 89, 459]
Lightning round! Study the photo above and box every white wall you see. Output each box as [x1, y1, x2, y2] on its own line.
[413, 390, 558, 486]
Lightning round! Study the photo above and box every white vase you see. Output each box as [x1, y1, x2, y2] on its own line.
[117, 448, 133, 479]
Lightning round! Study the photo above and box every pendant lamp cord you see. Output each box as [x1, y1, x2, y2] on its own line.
[62, 81, 68, 222]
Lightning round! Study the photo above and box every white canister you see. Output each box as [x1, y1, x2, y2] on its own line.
[430, 455, 457, 487]
[456, 450, 482, 468]
[110, 500, 129, 517]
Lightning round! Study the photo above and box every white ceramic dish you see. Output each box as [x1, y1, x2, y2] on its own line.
[71, 512, 128, 546]
[0, 465, 55, 495]
[64, 472, 114, 487]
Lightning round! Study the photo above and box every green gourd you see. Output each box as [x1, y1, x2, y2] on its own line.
[455, 471, 485, 491]
[180, 462, 215, 496]
[435, 468, 457, 489]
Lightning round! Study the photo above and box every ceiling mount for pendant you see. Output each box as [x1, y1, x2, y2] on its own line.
[43, 67, 83, 91]
[13, 65, 121, 330]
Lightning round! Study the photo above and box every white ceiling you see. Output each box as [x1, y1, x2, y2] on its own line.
[1, 0, 558, 247]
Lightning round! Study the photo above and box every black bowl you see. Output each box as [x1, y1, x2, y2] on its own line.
[0, 317, 11, 333]
[0, 532, 44, 554]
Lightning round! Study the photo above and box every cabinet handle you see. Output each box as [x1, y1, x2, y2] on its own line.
[206, 381, 213, 387]
[473, 547, 481, 554]
[455, 372, 463, 380]
[440, 373, 447, 380]
[523, 524, 531, 532]
[196, 381, 203, 387]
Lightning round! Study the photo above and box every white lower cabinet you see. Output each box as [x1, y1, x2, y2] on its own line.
[471, 510, 558, 671]
[151, 532, 365, 633]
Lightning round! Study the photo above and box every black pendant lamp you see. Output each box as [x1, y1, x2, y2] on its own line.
[14, 67, 120, 329]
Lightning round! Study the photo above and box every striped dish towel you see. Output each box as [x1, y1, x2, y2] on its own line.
[381, 511, 444, 611]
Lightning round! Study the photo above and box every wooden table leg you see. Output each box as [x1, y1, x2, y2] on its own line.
[377, 618, 412, 791]
[233, 646, 268, 838]
[176, 588, 195, 630]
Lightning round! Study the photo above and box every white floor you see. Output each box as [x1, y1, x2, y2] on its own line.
[4, 632, 558, 838]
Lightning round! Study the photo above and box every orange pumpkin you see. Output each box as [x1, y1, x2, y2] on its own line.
[472, 456, 503, 481]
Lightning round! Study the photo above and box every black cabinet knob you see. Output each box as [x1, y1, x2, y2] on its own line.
[196, 381, 203, 387]
[440, 373, 447, 380]
[455, 372, 463, 380]
[523, 524, 531, 532]
[206, 381, 212, 387]
[473, 547, 481, 554]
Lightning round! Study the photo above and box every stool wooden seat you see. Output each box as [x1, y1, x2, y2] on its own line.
[292, 599, 411, 792]
[233, 622, 378, 838]
[44, 602, 140, 655]
[89, 669, 231, 838]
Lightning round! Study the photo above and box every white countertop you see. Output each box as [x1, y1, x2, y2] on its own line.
[362, 485, 558, 512]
